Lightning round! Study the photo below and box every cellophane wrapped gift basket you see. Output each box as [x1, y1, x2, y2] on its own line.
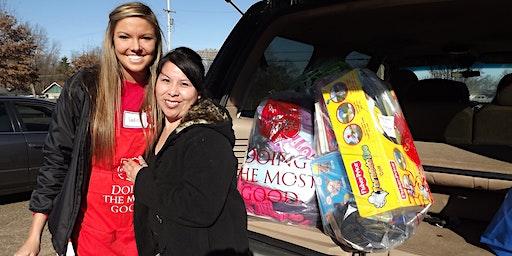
[238, 59, 432, 253]
[237, 92, 320, 227]
[310, 61, 432, 252]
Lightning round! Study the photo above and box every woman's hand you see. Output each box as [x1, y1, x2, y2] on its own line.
[15, 213, 47, 256]
[14, 238, 40, 256]
[122, 156, 148, 183]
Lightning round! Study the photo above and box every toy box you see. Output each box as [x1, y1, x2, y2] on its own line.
[319, 68, 432, 218]
[311, 152, 351, 219]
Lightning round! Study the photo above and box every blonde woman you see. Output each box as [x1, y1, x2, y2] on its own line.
[15, 2, 162, 255]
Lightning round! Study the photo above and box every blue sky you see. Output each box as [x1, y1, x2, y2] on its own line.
[5, 0, 258, 58]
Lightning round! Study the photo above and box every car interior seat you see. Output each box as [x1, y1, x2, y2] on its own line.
[388, 68, 419, 103]
[473, 74, 512, 145]
[411, 78, 469, 103]
[401, 78, 471, 142]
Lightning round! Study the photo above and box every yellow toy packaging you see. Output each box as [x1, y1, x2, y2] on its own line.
[320, 68, 432, 217]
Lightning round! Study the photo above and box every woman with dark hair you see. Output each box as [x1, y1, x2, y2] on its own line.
[16, 2, 163, 255]
[122, 47, 250, 256]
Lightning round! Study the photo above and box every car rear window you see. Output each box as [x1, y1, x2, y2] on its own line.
[239, 36, 314, 116]
[411, 63, 512, 103]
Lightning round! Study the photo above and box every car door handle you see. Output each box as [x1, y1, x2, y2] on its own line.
[28, 143, 44, 149]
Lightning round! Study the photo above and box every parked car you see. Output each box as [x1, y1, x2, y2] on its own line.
[470, 94, 493, 103]
[205, 0, 512, 255]
[0, 96, 55, 196]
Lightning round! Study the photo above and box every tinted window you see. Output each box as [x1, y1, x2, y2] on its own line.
[0, 102, 13, 132]
[15, 102, 53, 132]
[240, 36, 314, 116]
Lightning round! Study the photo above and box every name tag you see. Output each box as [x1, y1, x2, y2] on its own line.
[123, 111, 148, 128]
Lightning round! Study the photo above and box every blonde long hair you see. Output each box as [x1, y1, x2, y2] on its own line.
[91, 2, 163, 166]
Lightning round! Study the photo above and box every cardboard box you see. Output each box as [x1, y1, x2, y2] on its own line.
[320, 69, 432, 217]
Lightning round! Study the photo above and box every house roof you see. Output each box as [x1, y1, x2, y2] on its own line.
[42, 82, 62, 94]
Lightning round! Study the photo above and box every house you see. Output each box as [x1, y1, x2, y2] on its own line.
[41, 82, 62, 100]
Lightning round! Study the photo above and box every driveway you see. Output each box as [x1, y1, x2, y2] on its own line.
[0, 193, 53, 256]
[0, 193, 300, 256]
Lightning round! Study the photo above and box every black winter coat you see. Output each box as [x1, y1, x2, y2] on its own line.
[28, 69, 96, 255]
[134, 98, 250, 256]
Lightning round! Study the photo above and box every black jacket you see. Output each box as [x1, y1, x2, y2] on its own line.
[134, 98, 250, 256]
[29, 69, 96, 255]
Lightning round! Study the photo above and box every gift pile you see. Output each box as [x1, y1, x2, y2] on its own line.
[237, 62, 432, 252]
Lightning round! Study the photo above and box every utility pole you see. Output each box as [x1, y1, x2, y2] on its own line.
[225, 0, 244, 15]
[163, 0, 175, 51]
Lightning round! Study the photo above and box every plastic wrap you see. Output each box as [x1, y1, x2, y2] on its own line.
[310, 66, 432, 252]
[237, 94, 320, 227]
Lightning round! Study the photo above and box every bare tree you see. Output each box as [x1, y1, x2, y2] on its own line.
[71, 47, 101, 73]
[0, 10, 37, 92]
[31, 24, 64, 93]
[429, 66, 455, 80]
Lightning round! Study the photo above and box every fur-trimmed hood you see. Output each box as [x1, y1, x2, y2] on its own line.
[174, 98, 235, 145]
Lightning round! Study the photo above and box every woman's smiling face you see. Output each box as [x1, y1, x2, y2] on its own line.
[113, 17, 157, 82]
[155, 61, 199, 123]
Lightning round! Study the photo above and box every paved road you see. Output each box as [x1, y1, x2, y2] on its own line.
[0, 193, 54, 256]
